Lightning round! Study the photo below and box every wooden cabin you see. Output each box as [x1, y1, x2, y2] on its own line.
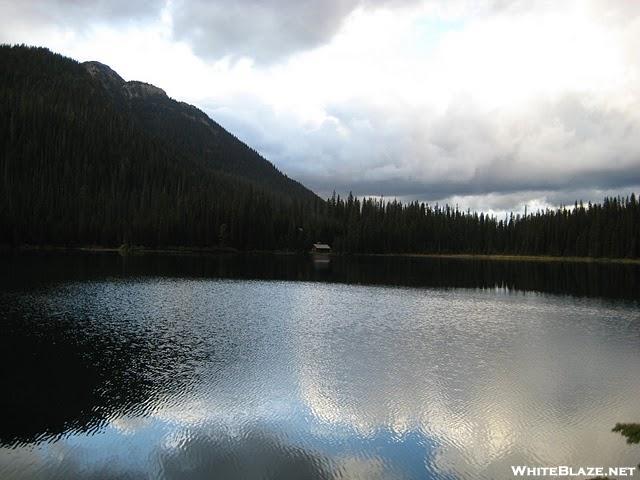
[311, 243, 331, 254]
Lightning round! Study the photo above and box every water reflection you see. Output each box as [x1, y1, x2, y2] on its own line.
[2, 251, 640, 299]
[0, 253, 639, 479]
[291, 287, 640, 478]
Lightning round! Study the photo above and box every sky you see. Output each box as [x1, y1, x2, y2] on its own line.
[1, 0, 639, 214]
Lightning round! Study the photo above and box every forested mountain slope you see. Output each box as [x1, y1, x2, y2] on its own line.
[1, 45, 637, 257]
[0, 45, 321, 248]
[83, 60, 312, 198]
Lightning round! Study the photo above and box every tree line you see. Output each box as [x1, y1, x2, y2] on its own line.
[1, 45, 638, 258]
[320, 193, 639, 258]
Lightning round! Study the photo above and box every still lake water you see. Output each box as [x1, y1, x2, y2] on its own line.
[1, 253, 639, 479]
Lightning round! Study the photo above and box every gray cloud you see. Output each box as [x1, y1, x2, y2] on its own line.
[2, 0, 639, 212]
[0, 0, 418, 63]
[3, 0, 640, 64]
[205, 90, 640, 210]
[171, 0, 355, 63]
[170, 0, 419, 63]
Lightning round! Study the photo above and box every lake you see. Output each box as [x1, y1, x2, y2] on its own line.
[1, 252, 639, 479]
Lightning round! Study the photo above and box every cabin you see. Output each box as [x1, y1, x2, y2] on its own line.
[311, 243, 331, 254]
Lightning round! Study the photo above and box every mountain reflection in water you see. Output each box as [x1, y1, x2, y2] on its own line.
[1, 252, 639, 480]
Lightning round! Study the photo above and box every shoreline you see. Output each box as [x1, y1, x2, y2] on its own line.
[357, 252, 640, 265]
[1, 244, 297, 256]
[3, 245, 640, 265]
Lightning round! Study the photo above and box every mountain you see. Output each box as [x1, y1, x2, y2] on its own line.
[82, 60, 314, 199]
[1, 45, 637, 257]
[0, 45, 322, 249]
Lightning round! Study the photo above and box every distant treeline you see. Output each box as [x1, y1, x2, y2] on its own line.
[321, 193, 639, 258]
[1, 45, 638, 258]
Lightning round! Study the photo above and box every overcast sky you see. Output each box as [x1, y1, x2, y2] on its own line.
[2, 0, 639, 213]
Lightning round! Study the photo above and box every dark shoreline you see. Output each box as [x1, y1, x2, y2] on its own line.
[3, 244, 640, 265]
[358, 252, 640, 265]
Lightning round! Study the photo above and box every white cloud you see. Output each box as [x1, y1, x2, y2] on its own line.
[1, 0, 639, 210]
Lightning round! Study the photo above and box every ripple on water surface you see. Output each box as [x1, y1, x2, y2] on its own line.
[1, 275, 639, 479]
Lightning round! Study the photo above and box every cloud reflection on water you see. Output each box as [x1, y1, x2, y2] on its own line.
[1, 274, 639, 479]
